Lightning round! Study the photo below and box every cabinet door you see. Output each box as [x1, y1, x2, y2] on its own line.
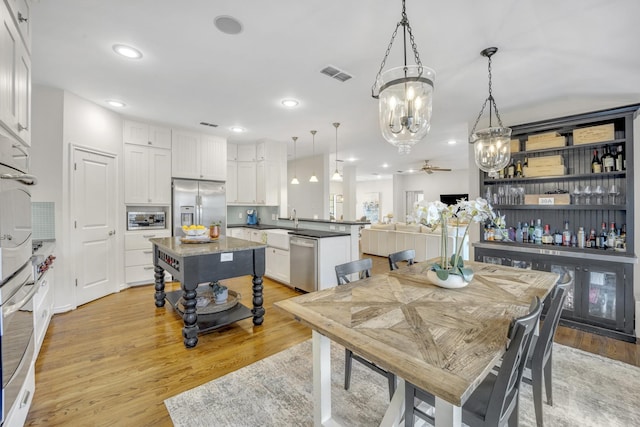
[581, 264, 625, 328]
[0, 8, 19, 138]
[256, 161, 280, 205]
[171, 131, 200, 179]
[200, 135, 227, 181]
[5, 0, 30, 49]
[227, 142, 237, 160]
[123, 120, 149, 146]
[148, 147, 171, 204]
[15, 38, 29, 145]
[236, 162, 256, 203]
[124, 144, 149, 204]
[149, 125, 171, 149]
[237, 143, 256, 161]
[226, 161, 238, 203]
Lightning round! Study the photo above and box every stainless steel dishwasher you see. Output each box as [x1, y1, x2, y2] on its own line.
[289, 236, 318, 292]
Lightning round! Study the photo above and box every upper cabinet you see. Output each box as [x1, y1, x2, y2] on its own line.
[124, 144, 171, 205]
[171, 129, 226, 181]
[0, 1, 31, 146]
[5, 0, 30, 50]
[123, 120, 171, 149]
[237, 144, 256, 162]
[256, 139, 283, 161]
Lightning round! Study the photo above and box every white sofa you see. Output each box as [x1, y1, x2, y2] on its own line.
[360, 223, 469, 263]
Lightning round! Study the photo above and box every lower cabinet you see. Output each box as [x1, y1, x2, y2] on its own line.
[33, 268, 54, 355]
[125, 229, 171, 285]
[475, 246, 635, 341]
[265, 246, 290, 285]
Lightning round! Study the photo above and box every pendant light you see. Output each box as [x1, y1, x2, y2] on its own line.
[290, 136, 300, 185]
[371, 0, 435, 155]
[331, 123, 343, 182]
[469, 47, 512, 173]
[309, 130, 319, 182]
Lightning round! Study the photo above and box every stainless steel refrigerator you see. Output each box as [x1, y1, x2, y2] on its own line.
[172, 179, 226, 236]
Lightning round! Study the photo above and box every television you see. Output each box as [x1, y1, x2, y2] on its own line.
[440, 194, 469, 205]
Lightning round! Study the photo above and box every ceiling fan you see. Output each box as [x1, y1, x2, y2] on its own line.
[420, 160, 451, 174]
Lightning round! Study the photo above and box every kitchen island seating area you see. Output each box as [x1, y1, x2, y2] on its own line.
[276, 260, 560, 427]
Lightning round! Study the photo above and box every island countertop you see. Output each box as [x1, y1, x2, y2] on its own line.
[149, 236, 266, 257]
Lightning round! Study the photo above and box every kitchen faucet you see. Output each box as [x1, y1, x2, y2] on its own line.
[291, 209, 298, 229]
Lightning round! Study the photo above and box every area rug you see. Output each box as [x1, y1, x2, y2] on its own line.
[165, 340, 640, 427]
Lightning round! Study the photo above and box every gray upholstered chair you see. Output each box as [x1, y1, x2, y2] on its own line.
[523, 276, 571, 427]
[405, 297, 543, 427]
[334, 259, 396, 399]
[388, 249, 416, 271]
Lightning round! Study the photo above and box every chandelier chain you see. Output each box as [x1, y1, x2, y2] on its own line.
[371, 0, 423, 98]
[470, 50, 505, 137]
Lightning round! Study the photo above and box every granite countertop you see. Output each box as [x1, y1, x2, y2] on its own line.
[288, 229, 350, 239]
[227, 224, 285, 230]
[150, 236, 266, 257]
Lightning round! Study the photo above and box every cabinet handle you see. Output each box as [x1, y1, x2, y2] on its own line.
[143, 250, 153, 254]
[20, 390, 31, 408]
[144, 266, 154, 270]
[148, 141, 152, 145]
[18, 123, 28, 131]
[108, 230, 116, 236]
[142, 234, 156, 238]
[18, 12, 28, 23]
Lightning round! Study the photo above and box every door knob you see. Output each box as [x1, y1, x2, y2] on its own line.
[108, 230, 116, 236]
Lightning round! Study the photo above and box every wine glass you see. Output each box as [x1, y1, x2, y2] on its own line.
[608, 184, 620, 204]
[594, 185, 605, 205]
[571, 186, 582, 205]
[582, 185, 592, 205]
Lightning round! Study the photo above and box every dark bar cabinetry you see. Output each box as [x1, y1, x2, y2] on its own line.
[475, 104, 639, 342]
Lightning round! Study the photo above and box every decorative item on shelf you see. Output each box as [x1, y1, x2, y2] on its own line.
[209, 221, 221, 239]
[469, 47, 512, 173]
[371, 0, 435, 154]
[309, 130, 319, 182]
[414, 197, 496, 288]
[211, 282, 229, 304]
[290, 136, 300, 185]
[331, 123, 343, 181]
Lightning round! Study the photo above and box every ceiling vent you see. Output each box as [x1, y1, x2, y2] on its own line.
[199, 121, 218, 128]
[320, 65, 353, 82]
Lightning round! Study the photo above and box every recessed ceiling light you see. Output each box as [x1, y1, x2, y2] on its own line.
[112, 44, 143, 59]
[448, 139, 457, 145]
[281, 99, 299, 108]
[230, 126, 245, 133]
[346, 157, 357, 162]
[214, 15, 243, 35]
[382, 163, 389, 168]
[407, 169, 415, 173]
[106, 100, 126, 107]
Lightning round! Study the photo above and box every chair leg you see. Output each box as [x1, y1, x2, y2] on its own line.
[344, 348, 353, 390]
[532, 362, 544, 427]
[509, 398, 519, 427]
[404, 383, 415, 427]
[544, 353, 553, 406]
[387, 373, 396, 400]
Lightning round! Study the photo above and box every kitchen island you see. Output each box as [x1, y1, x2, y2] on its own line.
[150, 236, 266, 348]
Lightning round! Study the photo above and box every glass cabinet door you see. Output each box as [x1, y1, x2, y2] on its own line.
[585, 270, 618, 321]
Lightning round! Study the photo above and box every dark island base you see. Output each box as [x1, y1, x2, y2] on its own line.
[165, 285, 253, 340]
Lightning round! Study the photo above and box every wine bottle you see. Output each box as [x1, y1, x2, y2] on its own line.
[607, 222, 617, 249]
[591, 149, 602, 173]
[553, 229, 563, 245]
[615, 145, 625, 171]
[515, 160, 523, 177]
[534, 219, 543, 245]
[602, 145, 615, 172]
[542, 224, 553, 245]
[599, 222, 607, 249]
[507, 159, 515, 178]
[562, 220, 571, 246]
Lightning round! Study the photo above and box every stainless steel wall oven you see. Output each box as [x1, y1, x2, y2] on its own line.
[0, 136, 37, 424]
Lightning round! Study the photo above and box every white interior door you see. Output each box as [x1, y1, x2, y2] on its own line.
[72, 148, 117, 306]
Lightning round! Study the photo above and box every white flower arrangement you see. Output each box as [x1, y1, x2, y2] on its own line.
[414, 197, 496, 281]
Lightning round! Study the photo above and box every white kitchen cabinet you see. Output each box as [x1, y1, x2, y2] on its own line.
[0, 2, 31, 146]
[33, 268, 53, 356]
[172, 130, 227, 181]
[227, 142, 237, 160]
[228, 227, 244, 239]
[256, 161, 280, 205]
[125, 229, 171, 285]
[256, 139, 283, 161]
[236, 161, 257, 203]
[124, 144, 171, 204]
[266, 246, 290, 285]
[250, 229, 267, 244]
[5, 0, 30, 49]
[237, 143, 256, 161]
[123, 120, 171, 149]
[226, 161, 238, 203]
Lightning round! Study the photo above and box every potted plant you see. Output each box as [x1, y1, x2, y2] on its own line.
[211, 281, 228, 303]
[209, 221, 221, 239]
[414, 197, 496, 288]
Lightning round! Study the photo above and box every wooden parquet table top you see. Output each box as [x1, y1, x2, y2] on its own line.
[276, 260, 559, 405]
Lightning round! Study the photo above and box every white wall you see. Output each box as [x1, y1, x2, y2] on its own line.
[287, 153, 330, 219]
[356, 178, 393, 222]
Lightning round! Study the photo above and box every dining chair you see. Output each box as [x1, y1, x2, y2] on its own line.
[387, 249, 416, 271]
[405, 297, 543, 427]
[523, 276, 571, 427]
[334, 259, 397, 399]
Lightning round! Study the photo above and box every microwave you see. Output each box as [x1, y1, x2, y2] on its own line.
[127, 211, 166, 230]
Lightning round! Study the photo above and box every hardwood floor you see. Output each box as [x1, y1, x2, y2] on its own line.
[25, 256, 638, 426]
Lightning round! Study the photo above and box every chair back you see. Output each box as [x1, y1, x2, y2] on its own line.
[485, 297, 543, 425]
[388, 249, 416, 271]
[335, 258, 373, 285]
[533, 277, 570, 366]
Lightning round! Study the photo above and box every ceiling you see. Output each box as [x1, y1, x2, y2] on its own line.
[31, 0, 640, 180]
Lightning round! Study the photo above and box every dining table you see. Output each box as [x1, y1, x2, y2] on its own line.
[275, 260, 560, 427]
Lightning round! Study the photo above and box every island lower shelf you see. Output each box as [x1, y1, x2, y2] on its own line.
[165, 284, 253, 334]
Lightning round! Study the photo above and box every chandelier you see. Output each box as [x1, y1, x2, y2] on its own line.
[290, 136, 299, 185]
[331, 123, 342, 182]
[309, 130, 319, 182]
[371, 0, 435, 155]
[469, 47, 512, 173]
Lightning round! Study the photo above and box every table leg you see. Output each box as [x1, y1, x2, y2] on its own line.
[154, 265, 166, 307]
[435, 397, 462, 427]
[313, 331, 334, 427]
[379, 378, 405, 427]
[251, 274, 265, 325]
[181, 285, 199, 348]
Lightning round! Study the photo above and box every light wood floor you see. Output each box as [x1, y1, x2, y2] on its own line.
[25, 256, 638, 426]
